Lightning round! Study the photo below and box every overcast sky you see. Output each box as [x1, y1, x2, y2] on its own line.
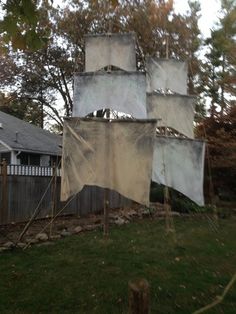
[174, 0, 222, 38]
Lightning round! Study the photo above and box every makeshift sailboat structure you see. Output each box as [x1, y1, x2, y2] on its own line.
[61, 32, 205, 210]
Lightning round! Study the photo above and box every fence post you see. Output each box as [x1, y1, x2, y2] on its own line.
[128, 279, 150, 314]
[1, 159, 8, 223]
[50, 163, 57, 236]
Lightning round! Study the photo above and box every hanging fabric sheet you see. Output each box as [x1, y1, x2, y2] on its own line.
[61, 118, 157, 206]
[73, 72, 147, 118]
[85, 33, 136, 72]
[152, 136, 205, 206]
[146, 57, 188, 94]
[147, 93, 196, 138]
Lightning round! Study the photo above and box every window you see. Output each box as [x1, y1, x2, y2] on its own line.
[18, 153, 40, 166]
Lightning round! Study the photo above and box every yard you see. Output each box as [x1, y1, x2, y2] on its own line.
[0, 216, 235, 313]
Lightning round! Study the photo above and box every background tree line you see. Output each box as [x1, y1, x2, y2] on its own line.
[0, 0, 235, 201]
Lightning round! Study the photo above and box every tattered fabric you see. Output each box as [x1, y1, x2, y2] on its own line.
[147, 94, 196, 138]
[146, 57, 188, 94]
[73, 72, 147, 118]
[85, 33, 136, 72]
[61, 118, 157, 206]
[152, 136, 205, 206]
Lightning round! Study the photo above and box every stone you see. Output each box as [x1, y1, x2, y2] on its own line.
[114, 217, 126, 226]
[50, 235, 61, 240]
[25, 238, 39, 244]
[74, 226, 83, 234]
[17, 242, 26, 248]
[61, 230, 72, 237]
[3, 241, 15, 249]
[109, 213, 119, 220]
[121, 209, 138, 221]
[84, 224, 99, 231]
[138, 207, 149, 217]
[127, 209, 138, 217]
[36, 241, 54, 247]
[0, 247, 9, 252]
[155, 211, 180, 217]
[93, 218, 102, 224]
[35, 233, 49, 241]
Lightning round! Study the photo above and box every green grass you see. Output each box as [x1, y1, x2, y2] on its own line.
[0, 217, 236, 313]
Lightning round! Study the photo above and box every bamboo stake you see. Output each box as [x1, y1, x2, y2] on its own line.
[193, 272, 236, 314]
[18, 174, 54, 241]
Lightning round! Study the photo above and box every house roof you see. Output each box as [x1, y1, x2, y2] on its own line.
[0, 111, 62, 156]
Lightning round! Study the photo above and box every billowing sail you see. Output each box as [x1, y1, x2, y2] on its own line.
[146, 57, 188, 94]
[147, 93, 196, 138]
[61, 118, 157, 206]
[73, 72, 147, 118]
[152, 136, 205, 206]
[85, 33, 136, 72]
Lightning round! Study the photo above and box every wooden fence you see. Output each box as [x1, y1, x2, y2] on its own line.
[0, 161, 131, 225]
[2, 164, 61, 177]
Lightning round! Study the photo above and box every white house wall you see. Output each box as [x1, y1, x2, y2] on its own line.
[73, 72, 147, 118]
[85, 33, 136, 72]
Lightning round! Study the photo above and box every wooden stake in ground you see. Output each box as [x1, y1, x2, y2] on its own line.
[128, 278, 150, 314]
[103, 188, 109, 237]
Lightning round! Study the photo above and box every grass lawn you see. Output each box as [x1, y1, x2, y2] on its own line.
[0, 216, 236, 313]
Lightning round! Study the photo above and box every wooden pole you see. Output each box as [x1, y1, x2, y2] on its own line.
[166, 33, 169, 59]
[1, 159, 8, 223]
[103, 188, 109, 237]
[164, 185, 171, 231]
[128, 279, 150, 314]
[163, 127, 175, 237]
[103, 110, 110, 237]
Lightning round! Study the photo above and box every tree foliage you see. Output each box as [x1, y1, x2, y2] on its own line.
[0, 0, 235, 199]
[0, 0, 52, 51]
[200, 0, 236, 117]
[0, 0, 203, 128]
[197, 0, 236, 200]
[196, 105, 236, 200]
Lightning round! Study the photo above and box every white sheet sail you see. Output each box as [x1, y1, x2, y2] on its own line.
[73, 72, 147, 118]
[85, 33, 136, 72]
[146, 57, 188, 94]
[147, 93, 196, 138]
[152, 136, 205, 206]
[61, 118, 157, 206]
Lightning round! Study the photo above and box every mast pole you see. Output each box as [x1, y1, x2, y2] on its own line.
[166, 34, 169, 60]
[163, 37, 175, 236]
[163, 127, 175, 237]
[103, 11, 113, 238]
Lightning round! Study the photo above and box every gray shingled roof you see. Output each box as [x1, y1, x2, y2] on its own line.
[0, 111, 62, 156]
